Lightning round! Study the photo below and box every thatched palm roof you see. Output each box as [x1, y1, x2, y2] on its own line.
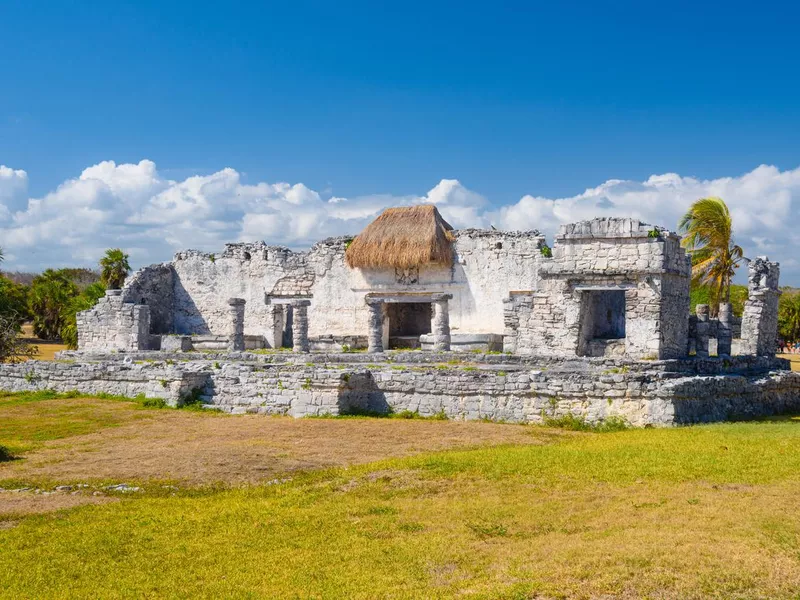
[345, 205, 455, 270]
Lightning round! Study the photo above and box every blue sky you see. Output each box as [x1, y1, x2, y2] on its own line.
[1, 1, 800, 280]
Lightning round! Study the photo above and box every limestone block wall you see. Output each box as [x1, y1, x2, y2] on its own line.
[0, 360, 207, 406]
[4, 354, 798, 426]
[741, 257, 781, 356]
[126, 229, 545, 345]
[121, 263, 174, 334]
[308, 230, 544, 338]
[511, 218, 690, 359]
[171, 242, 294, 339]
[76, 291, 151, 351]
[659, 273, 691, 358]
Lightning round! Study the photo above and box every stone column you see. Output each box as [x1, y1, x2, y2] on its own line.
[431, 294, 453, 352]
[717, 302, 733, 356]
[366, 299, 385, 353]
[741, 257, 782, 356]
[132, 304, 151, 351]
[291, 299, 311, 353]
[695, 304, 710, 358]
[227, 298, 246, 352]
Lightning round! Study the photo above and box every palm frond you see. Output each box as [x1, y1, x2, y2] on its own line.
[679, 197, 742, 315]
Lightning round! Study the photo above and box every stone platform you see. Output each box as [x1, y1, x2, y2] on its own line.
[1, 352, 799, 426]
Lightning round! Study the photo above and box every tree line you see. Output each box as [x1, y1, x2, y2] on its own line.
[0, 248, 130, 360]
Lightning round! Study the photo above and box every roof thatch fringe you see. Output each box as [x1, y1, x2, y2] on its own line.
[345, 205, 455, 270]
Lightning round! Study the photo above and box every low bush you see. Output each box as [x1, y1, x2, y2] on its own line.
[0, 444, 15, 462]
[544, 413, 629, 432]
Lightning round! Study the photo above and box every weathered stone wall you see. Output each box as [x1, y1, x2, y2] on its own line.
[171, 243, 291, 339]
[0, 360, 207, 406]
[129, 229, 544, 346]
[121, 263, 174, 334]
[76, 291, 151, 351]
[509, 218, 691, 359]
[4, 353, 797, 426]
[660, 273, 691, 358]
[741, 257, 781, 356]
[307, 231, 544, 339]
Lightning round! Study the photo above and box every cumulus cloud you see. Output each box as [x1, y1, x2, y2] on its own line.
[0, 159, 799, 283]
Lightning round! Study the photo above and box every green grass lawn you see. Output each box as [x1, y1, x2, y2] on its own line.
[1, 394, 800, 599]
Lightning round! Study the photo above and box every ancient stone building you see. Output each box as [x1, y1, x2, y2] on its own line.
[91, 205, 547, 353]
[504, 218, 691, 359]
[8, 208, 796, 427]
[76, 208, 779, 363]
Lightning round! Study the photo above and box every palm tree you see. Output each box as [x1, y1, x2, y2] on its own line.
[779, 290, 800, 345]
[100, 248, 131, 289]
[28, 269, 79, 340]
[678, 197, 744, 316]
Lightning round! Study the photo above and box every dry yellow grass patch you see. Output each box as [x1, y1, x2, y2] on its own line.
[778, 353, 800, 371]
[0, 396, 556, 487]
[18, 323, 67, 360]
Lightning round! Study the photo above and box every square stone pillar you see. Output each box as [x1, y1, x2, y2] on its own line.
[741, 257, 781, 356]
[227, 298, 246, 352]
[717, 302, 733, 356]
[366, 299, 385, 353]
[694, 304, 710, 358]
[265, 304, 284, 350]
[291, 299, 311, 353]
[431, 293, 453, 351]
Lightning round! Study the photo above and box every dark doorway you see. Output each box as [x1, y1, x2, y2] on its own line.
[589, 290, 626, 339]
[579, 290, 627, 357]
[386, 302, 432, 349]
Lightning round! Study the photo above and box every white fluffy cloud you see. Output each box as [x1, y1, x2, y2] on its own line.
[1, 159, 799, 284]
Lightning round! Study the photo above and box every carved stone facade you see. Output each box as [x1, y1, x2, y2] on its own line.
[506, 218, 691, 359]
[75, 214, 781, 365]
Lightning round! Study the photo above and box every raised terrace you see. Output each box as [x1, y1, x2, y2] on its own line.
[4, 211, 799, 425]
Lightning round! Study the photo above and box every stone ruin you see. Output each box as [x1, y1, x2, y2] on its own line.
[2, 209, 798, 426]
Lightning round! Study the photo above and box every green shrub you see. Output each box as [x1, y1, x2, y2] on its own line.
[0, 445, 15, 462]
[431, 409, 448, 421]
[60, 282, 107, 349]
[0, 275, 30, 322]
[137, 395, 167, 409]
[393, 409, 418, 420]
[544, 413, 629, 432]
[179, 388, 204, 410]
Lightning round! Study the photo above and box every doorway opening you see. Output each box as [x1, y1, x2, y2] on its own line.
[386, 302, 432, 349]
[580, 290, 626, 357]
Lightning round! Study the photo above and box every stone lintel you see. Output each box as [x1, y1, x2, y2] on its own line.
[365, 292, 453, 305]
[227, 298, 246, 306]
[539, 268, 676, 278]
[267, 296, 312, 305]
[106, 289, 123, 297]
[573, 284, 637, 291]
